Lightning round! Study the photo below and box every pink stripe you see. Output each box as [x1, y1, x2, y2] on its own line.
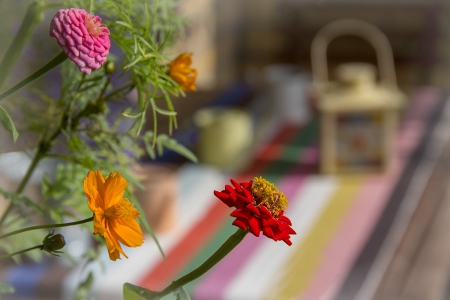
[193, 146, 318, 299]
[301, 172, 400, 300]
[300, 87, 441, 300]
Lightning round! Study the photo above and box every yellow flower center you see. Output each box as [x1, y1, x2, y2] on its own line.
[104, 198, 140, 220]
[85, 14, 105, 37]
[252, 176, 288, 217]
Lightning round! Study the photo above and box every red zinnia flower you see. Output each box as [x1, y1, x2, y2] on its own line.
[214, 177, 296, 246]
[50, 8, 110, 75]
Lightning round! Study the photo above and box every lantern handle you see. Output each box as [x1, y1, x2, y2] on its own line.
[311, 19, 397, 89]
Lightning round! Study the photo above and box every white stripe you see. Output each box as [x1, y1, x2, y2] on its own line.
[224, 176, 338, 300]
[355, 98, 450, 300]
[62, 165, 224, 300]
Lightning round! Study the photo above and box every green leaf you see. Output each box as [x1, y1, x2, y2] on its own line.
[123, 283, 159, 300]
[175, 287, 191, 300]
[126, 191, 165, 260]
[0, 187, 45, 216]
[0, 282, 14, 294]
[159, 135, 198, 163]
[122, 110, 143, 118]
[124, 56, 143, 69]
[73, 272, 94, 300]
[143, 138, 156, 160]
[115, 21, 134, 29]
[81, 156, 94, 170]
[0, 105, 19, 142]
[154, 106, 177, 116]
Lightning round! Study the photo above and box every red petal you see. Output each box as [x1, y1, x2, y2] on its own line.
[240, 180, 253, 190]
[236, 194, 252, 205]
[225, 185, 237, 202]
[263, 227, 275, 239]
[214, 190, 235, 207]
[230, 208, 252, 219]
[232, 219, 248, 230]
[248, 217, 261, 237]
[261, 216, 277, 227]
[278, 215, 292, 226]
[260, 205, 273, 217]
[287, 226, 297, 235]
[230, 179, 242, 192]
[242, 188, 253, 199]
[246, 204, 260, 215]
[283, 238, 292, 246]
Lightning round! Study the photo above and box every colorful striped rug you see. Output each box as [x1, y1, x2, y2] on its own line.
[1, 87, 446, 300]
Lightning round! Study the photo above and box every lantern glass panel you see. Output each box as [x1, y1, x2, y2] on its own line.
[336, 111, 384, 172]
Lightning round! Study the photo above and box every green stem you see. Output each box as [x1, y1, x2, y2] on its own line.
[157, 228, 248, 298]
[0, 1, 44, 90]
[0, 216, 94, 240]
[104, 83, 134, 101]
[0, 51, 67, 102]
[0, 245, 42, 259]
[0, 146, 45, 226]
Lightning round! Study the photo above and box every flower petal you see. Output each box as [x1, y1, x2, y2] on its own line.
[230, 208, 252, 219]
[108, 218, 144, 248]
[263, 227, 275, 240]
[103, 172, 127, 208]
[84, 170, 106, 211]
[103, 228, 127, 260]
[230, 179, 242, 192]
[248, 217, 261, 237]
[246, 204, 260, 215]
[232, 218, 248, 231]
[214, 190, 234, 207]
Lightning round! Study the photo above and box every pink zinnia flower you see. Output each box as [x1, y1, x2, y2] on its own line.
[50, 8, 111, 75]
[214, 177, 296, 246]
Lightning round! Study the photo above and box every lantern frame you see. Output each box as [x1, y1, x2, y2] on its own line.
[311, 19, 406, 174]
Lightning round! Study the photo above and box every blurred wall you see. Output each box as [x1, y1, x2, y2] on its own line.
[211, 0, 450, 93]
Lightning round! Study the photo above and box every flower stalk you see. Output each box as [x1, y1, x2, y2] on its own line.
[0, 216, 93, 240]
[0, 1, 44, 90]
[0, 245, 42, 259]
[156, 228, 248, 298]
[0, 231, 66, 259]
[0, 51, 67, 102]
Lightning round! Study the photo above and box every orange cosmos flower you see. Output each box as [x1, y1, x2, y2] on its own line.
[168, 52, 197, 91]
[84, 170, 144, 261]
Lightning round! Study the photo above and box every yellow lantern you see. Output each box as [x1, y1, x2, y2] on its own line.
[311, 19, 406, 174]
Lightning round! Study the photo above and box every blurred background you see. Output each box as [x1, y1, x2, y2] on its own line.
[2, 0, 450, 299]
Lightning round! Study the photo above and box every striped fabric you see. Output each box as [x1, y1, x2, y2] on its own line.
[1, 88, 444, 300]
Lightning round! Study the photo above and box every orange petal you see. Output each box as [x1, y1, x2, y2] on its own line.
[103, 227, 128, 260]
[93, 214, 106, 235]
[170, 71, 188, 86]
[108, 218, 144, 248]
[84, 171, 106, 211]
[103, 172, 127, 208]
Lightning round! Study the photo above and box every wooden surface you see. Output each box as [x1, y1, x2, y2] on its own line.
[373, 140, 450, 300]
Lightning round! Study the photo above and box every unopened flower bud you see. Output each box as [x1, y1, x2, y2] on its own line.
[105, 61, 115, 75]
[41, 232, 66, 254]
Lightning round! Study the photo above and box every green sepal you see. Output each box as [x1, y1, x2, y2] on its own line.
[123, 283, 159, 300]
[175, 287, 191, 300]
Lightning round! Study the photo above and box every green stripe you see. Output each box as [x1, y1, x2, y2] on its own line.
[264, 118, 319, 182]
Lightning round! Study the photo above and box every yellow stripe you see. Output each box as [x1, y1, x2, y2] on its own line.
[264, 175, 364, 300]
